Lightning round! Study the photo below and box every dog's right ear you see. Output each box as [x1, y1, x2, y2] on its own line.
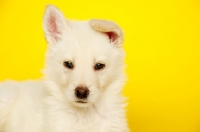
[43, 5, 67, 44]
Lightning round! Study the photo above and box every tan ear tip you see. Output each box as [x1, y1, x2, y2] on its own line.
[89, 19, 101, 27]
[89, 19, 95, 26]
[89, 19, 124, 46]
[89, 19, 97, 22]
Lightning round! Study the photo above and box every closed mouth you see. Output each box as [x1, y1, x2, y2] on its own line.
[76, 101, 87, 103]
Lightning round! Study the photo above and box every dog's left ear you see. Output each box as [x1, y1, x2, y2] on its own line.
[89, 19, 124, 47]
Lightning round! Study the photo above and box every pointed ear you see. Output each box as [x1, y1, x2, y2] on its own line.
[89, 19, 124, 47]
[43, 5, 67, 44]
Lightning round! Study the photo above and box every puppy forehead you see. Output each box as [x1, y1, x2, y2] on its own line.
[66, 21, 109, 44]
[60, 21, 114, 58]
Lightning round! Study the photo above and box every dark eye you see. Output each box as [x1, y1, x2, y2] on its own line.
[94, 63, 105, 71]
[63, 61, 74, 69]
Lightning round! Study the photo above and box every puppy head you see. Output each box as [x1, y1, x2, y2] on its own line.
[43, 5, 125, 107]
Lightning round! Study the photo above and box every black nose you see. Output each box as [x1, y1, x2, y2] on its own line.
[75, 86, 89, 99]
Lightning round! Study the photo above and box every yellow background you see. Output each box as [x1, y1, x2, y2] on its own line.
[0, 0, 200, 132]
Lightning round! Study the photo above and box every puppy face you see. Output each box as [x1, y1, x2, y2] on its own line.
[43, 5, 125, 107]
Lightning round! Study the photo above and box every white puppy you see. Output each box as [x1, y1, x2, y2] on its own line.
[0, 5, 129, 132]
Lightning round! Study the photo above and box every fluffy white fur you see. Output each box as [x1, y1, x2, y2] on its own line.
[0, 5, 129, 132]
